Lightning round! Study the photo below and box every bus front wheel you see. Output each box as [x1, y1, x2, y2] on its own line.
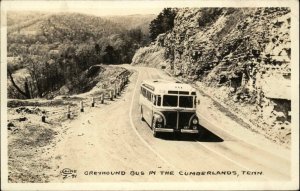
[152, 119, 158, 138]
[152, 127, 158, 138]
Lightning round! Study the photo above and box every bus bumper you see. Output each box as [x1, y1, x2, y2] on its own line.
[155, 128, 174, 133]
[180, 129, 199, 134]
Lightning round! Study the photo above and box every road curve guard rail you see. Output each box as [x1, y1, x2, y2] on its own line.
[7, 73, 130, 123]
[39, 75, 130, 123]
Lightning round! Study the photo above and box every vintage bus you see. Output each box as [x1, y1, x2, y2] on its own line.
[139, 79, 200, 137]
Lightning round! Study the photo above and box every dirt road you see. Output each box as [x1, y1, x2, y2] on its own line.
[47, 66, 291, 182]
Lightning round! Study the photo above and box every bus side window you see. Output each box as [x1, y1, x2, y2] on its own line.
[146, 90, 149, 101]
[148, 92, 152, 101]
[157, 95, 161, 106]
[152, 95, 156, 105]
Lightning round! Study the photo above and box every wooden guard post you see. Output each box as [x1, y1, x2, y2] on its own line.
[80, 101, 84, 112]
[117, 87, 120, 96]
[110, 90, 114, 101]
[91, 97, 95, 107]
[42, 115, 46, 122]
[67, 105, 71, 119]
[101, 94, 104, 104]
[114, 83, 117, 98]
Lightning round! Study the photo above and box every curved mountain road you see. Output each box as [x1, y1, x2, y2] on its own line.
[48, 66, 290, 182]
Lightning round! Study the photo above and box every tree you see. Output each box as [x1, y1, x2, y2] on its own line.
[128, 28, 143, 43]
[103, 45, 116, 64]
[149, 8, 177, 41]
[95, 43, 100, 54]
[7, 69, 31, 99]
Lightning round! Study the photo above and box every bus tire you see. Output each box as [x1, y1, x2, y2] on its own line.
[153, 129, 157, 137]
[140, 107, 145, 121]
[153, 128, 158, 138]
[152, 119, 158, 138]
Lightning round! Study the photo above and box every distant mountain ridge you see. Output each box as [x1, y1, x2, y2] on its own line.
[7, 11, 155, 56]
[7, 11, 49, 26]
[7, 12, 125, 39]
[7, 11, 156, 36]
[103, 14, 156, 34]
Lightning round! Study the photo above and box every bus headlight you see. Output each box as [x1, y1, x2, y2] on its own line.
[157, 116, 163, 123]
[192, 118, 198, 125]
[154, 114, 163, 123]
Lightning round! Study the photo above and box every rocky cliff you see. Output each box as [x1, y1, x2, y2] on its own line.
[132, 7, 291, 147]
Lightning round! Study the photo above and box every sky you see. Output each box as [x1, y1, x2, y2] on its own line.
[2, 0, 293, 16]
[1, 0, 202, 16]
[1, 0, 287, 16]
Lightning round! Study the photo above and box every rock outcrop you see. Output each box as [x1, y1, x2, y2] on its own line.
[131, 44, 166, 68]
[132, 7, 291, 143]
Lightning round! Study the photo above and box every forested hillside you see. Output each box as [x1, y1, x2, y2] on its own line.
[7, 12, 152, 99]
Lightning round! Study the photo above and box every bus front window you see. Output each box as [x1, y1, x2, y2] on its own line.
[179, 96, 193, 108]
[163, 95, 178, 107]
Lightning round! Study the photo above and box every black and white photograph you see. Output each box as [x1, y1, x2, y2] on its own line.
[1, 0, 299, 190]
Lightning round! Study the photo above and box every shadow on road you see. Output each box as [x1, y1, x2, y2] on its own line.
[157, 125, 224, 142]
[197, 125, 224, 142]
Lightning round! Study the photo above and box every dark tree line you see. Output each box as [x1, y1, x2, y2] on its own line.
[149, 8, 177, 41]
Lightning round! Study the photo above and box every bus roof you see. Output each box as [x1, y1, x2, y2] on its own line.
[141, 79, 196, 95]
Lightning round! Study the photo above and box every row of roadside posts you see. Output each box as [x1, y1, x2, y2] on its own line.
[41, 76, 129, 123]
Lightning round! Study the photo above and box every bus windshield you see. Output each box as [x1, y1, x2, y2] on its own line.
[163, 95, 194, 108]
[163, 95, 178, 107]
[179, 96, 193, 108]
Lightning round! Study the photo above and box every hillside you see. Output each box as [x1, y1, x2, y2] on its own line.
[8, 12, 124, 50]
[7, 64, 131, 182]
[7, 11, 49, 27]
[7, 12, 153, 56]
[7, 11, 152, 99]
[132, 7, 291, 147]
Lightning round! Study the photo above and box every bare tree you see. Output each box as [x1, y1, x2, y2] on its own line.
[7, 69, 31, 99]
